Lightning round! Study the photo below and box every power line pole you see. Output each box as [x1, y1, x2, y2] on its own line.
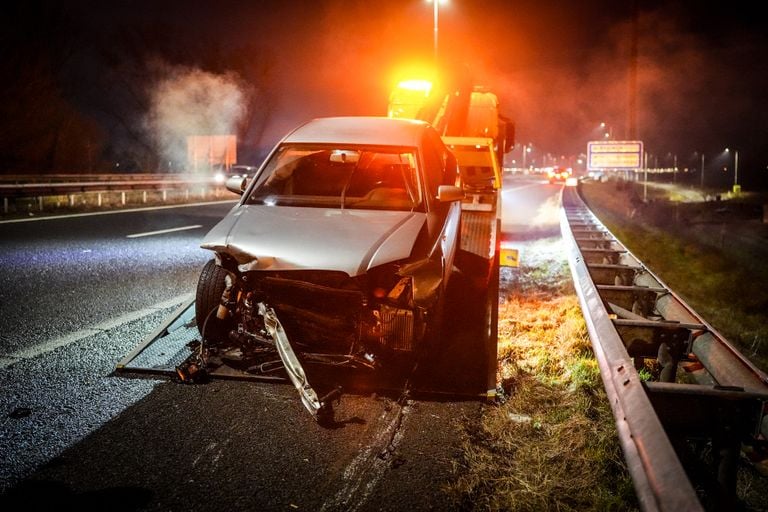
[628, 0, 638, 140]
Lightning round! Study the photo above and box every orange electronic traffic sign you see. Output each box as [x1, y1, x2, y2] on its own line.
[587, 141, 643, 170]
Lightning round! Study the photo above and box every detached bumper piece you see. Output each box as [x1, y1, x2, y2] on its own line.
[260, 303, 341, 422]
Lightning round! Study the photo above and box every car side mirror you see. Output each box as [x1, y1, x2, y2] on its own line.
[225, 176, 248, 195]
[437, 185, 464, 202]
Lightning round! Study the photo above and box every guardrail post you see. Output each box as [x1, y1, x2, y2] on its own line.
[3, 197, 7, 214]
[185, 189, 189, 200]
[38, 196, 43, 211]
[121, 191, 126, 205]
[162, 190, 167, 202]
[142, 191, 147, 203]
[69, 194, 75, 207]
[98, 192, 102, 207]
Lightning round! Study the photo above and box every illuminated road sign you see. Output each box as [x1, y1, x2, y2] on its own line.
[587, 141, 644, 170]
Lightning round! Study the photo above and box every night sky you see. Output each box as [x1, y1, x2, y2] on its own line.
[1, 0, 766, 186]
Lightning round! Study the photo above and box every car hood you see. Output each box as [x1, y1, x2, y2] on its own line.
[201, 205, 426, 276]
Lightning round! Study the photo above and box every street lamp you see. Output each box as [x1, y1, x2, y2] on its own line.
[600, 121, 612, 140]
[426, 0, 447, 62]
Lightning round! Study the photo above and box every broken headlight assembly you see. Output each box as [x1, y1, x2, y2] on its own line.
[182, 258, 431, 422]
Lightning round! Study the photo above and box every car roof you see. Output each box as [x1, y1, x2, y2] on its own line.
[282, 116, 431, 147]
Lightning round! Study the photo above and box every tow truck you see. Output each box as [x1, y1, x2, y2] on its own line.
[381, 76, 511, 400]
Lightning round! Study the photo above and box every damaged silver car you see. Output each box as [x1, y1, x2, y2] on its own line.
[193, 116, 463, 420]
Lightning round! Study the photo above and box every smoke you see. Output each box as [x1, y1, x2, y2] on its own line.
[532, 194, 562, 227]
[478, 3, 766, 167]
[133, 1, 765, 175]
[145, 63, 253, 172]
[251, 2, 417, 146]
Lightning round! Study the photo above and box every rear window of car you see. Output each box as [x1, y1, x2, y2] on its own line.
[245, 144, 423, 211]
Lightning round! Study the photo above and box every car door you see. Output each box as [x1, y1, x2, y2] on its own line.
[421, 130, 461, 287]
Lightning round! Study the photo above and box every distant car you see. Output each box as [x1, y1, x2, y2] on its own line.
[195, 116, 463, 420]
[213, 164, 257, 184]
[547, 166, 571, 184]
[228, 164, 257, 177]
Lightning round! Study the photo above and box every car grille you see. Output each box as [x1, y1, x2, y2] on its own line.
[264, 275, 362, 352]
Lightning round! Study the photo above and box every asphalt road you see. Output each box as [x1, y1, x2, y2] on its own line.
[0, 200, 237, 357]
[0, 175, 560, 511]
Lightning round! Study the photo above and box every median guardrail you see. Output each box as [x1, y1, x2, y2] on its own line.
[561, 185, 768, 511]
[0, 173, 227, 214]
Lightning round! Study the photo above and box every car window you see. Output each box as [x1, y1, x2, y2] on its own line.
[246, 144, 423, 211]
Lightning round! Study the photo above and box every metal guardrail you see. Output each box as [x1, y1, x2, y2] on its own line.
[0, 173, 228, 214]
[0, 173, 187, 182]
[560, 186, 768, 511]
[0, 173, 218, 197]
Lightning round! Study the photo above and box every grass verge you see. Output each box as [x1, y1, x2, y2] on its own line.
[579, 180, 768, 373]
[579, 180, 768, 509]
[449, 238, 638, 511]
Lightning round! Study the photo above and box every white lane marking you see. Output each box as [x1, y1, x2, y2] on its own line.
[126, 225, 202, 238]
[0, 293, 193, 369]
[0, 200, 237, 224]
[153, 294, 195, 309]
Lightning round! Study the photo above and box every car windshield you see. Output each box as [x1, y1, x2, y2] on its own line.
[245, 144, 422, 211]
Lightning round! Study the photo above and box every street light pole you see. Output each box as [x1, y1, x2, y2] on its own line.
[725, 147, 740, 192]
[643, 151, 648, 202]
[673, 154, 677, 183]
[430, 0, 439, 62]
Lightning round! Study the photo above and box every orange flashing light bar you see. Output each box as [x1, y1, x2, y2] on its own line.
[396, 79, 433, 95]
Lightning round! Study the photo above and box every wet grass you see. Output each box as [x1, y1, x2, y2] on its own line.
[579, 180, 768, 509]
[579, 180, 768, 373]
[449, 238, 638, 511]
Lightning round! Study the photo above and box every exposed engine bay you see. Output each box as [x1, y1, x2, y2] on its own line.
[179, 253, 444, 422]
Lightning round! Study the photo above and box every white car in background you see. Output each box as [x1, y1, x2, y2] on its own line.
[194, 116, 463, 420]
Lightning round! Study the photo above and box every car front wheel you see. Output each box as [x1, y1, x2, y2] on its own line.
[195, 259, 232, 341]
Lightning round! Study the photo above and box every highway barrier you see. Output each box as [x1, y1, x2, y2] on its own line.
[0, 173, 227, 214]
[561, 185, 768, 511]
